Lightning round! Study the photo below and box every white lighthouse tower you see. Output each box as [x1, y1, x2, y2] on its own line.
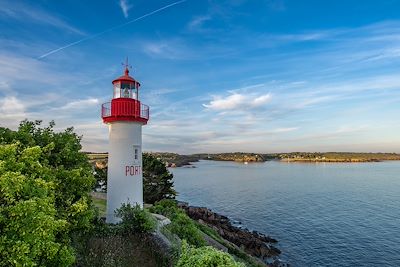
[101, 60, 149, 223]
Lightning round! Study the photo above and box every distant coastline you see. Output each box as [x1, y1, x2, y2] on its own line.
[152, 152, 400, 167]
[86, 151, 400, 168]
[280, 158, 380, 163]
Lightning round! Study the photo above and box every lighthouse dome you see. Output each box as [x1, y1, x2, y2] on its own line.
[112, 67, 140, 86]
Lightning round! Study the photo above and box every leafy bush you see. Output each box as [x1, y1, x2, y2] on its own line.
[177, 240, 245, 267]
[115, 203, 156, 234]
[150, 199, 179, 218]
[151, 200, 205, 247]
[0, 120, 96, 235]
[0, 144, 75, 266]
[167, 212, 206, 248]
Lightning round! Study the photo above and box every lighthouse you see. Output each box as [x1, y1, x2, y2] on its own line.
[101, 61, 149, 223]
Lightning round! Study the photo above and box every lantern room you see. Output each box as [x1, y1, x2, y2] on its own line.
[112, 67, 141, 99]
[101, 61, 149, 125]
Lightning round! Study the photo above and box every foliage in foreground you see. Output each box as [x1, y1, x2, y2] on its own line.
[0, 120, 96, 266]
[151, 200, 206, 247]
[0, 144, 75, 266]
[115, 203, 156, 234]
[177, 240, 245, 267]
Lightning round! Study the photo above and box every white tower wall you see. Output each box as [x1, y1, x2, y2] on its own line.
[106, 121, 143, 223]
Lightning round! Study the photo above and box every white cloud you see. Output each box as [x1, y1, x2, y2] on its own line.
[252, 94, 271, 106]
[0, 0, 84, 35]
[0, 52, 79, 86]
[58, 98, 99, 111]
[203, 93, 271, 111]
[0, 81, 11, 93]
[0, 96, 25, 115]
[0, 96, 28, 128]
[119, 0, 132, 18]
[203, 93, 245, 110]
[271, 127, 298, 133]
[188, 15, 212, 31]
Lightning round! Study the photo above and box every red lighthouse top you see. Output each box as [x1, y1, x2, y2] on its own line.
[112, 64, 141, 87]
[101, 60, 149, 124]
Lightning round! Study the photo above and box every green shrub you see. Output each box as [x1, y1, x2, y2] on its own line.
[150, 199, 179, 217]
[151, 200, 205, 247]
[115, 203, 156, 234]
[177, 240, 245, 267]
[166, 212, 206, 248]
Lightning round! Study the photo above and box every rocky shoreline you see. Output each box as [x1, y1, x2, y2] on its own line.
[177, 202, 287, 266]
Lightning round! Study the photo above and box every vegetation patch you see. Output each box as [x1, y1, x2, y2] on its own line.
[177, 240, 245, 267]
[0, 120, 96, 266]
[115, 203, 156, 234]
[92, 197, 106, 217]
[151, 199, 206, 247]
[78, 233, 170, 267]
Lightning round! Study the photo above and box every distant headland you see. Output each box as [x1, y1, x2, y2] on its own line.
[86, 152, 400, 167]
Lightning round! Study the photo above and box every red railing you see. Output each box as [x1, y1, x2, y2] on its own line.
[101, 99, 149, 122]
[141, 104, 149, 119]
[102, 103, 111, 117]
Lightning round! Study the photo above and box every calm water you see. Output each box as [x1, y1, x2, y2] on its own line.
[171, 160, 400, 267]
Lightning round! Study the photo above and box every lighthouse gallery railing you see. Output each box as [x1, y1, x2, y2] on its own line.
[101, 100, 149, 120]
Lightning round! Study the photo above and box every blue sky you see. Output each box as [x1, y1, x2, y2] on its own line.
[1, 0, 400, 153]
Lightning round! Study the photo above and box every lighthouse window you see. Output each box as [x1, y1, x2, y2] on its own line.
[114, 84, 121, 98]
[134, 148, 138, 160]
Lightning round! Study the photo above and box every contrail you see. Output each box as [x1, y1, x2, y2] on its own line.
[38, 0, 187, 59]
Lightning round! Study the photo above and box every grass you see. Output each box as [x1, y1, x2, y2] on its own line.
[92, 197, 106, 217]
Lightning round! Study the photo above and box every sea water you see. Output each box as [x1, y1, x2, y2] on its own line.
[171, 160, 400, 266]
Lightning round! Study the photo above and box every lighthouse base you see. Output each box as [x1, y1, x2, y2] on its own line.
[106, 121, 143, 223]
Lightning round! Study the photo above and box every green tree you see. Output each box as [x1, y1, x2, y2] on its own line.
[0, 120, 96, 266]
[143, 153, 176, 204]
[0, 144, 75, 266]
